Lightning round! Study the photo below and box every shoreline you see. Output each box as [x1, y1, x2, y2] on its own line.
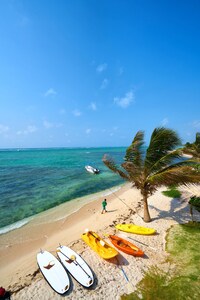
[1, 183, 199, 299]
[0, 183, 123, 235]
[0, 183, 132, 286]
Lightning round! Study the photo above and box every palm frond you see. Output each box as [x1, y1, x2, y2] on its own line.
[167, 159, 200, 169]
[147, 149, 184, 174]
[148, 166, 200, 187]
[181, 184, 200, 197]
[102, 154, 130, 181]
[145, 128, 181, 172]
[124, 130, 145, 170]
[121, 161, 142, 182]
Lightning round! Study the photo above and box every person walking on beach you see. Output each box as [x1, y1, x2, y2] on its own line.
[101, 199, 107, 214]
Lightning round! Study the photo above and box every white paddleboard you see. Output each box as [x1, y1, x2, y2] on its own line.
[37, 250, 70, 294]
[57, 245, 94, 287]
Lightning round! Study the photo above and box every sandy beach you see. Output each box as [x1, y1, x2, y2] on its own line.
[0, 183, 199, 300]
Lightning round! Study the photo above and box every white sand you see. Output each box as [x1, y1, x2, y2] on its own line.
[0, 183, 199, 300]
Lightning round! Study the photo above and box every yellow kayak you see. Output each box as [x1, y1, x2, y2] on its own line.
[81, 231, 118, 259]
[115, 224, 156, 235]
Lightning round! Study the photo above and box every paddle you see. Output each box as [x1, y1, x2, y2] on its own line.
[129, 244, 138, 251]
[115, 257, 134, 293]
[56, 248, 78, 266]
[84, 229, 106, 246]
[120, 233, 157, 251]
[57, 245, 92, 279]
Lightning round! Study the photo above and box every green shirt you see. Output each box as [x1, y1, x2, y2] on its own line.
[102, 200, 107, 208]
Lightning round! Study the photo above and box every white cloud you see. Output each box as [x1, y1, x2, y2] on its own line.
[72, 110, 82, 117]
[96, 63, 107, 73]
[114, 90, 134, 108]
[43, 121, 53, 129]
[27, 125, 37, 133]
[161, 118, 169, 126]
[26, 105, 36, 112]
[44, 88, 57, 97]
[118, 67, 124, 75]
[43, 120, 62, 129]
[17, 125, 37, 135]
[100, 78, 109, 89]
[59, 109, 66, 115]
[56, 123, 63, 128]
[0, 124, 9, 134]
[186, 131, 192, 137]
[86, 128, 91, 134]
[89, 102, 97, 111]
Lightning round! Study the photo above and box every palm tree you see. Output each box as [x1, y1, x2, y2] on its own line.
[103, 127, 200, 222]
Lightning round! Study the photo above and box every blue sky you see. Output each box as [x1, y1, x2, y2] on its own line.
[0, 0, 200, 148]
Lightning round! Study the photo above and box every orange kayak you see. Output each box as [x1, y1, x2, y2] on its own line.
[108, 235, 144, 257]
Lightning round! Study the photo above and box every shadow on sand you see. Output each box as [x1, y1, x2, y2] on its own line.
[148, 197, 199, 223]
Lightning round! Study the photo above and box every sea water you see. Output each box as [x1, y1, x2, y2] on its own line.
[0, 147, 126, 233]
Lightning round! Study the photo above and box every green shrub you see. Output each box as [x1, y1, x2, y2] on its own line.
[162, 186, 181, 198]
[189, 196, 200, 212]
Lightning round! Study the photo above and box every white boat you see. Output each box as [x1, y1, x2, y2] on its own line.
[57, 245, 94, 287]
[37, 250, 70, 294]
[85, 165, 100, 174]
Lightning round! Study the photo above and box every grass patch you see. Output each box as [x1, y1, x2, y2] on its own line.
[189, 196, 200, 213]
[162, 186, 181, 198]
[121, 222, 200, 300]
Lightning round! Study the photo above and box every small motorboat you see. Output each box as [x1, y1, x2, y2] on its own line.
[85, 165, 100, 174]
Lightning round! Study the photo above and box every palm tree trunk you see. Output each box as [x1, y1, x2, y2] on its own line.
[190, 204, 194, 222]
[143, 196, 151, 222]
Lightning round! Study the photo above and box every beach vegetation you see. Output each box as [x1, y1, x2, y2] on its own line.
[103, 127, 200, 222]
[189, 196, 200, 212]
[189, 196, 200, 221]
[181, 132, 200, 163]
[121, 222, 200, 300]
[162, 185, 181, 198]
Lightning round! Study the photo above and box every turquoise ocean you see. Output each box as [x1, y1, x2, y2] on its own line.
[0, 147, 126, 234]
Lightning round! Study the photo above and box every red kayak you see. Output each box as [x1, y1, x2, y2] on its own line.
[108, 235, 144, 257]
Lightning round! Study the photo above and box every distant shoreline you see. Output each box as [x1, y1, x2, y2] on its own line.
[0, 146, 128, 151]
